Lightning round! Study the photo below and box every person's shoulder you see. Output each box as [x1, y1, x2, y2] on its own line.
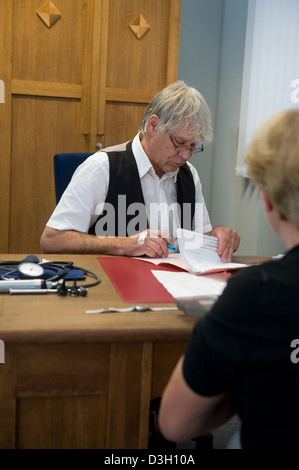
[72, 150, 109, 179]
[184, 161, 200, 185]
[258, 247, 299, 287]
[219, 263, 269, 302]
[86, 141, 131, 166]
[206, 265, 265, 323]
[185, 160, 198, 174]
[102, 141, 130, 153]
[228, 253, 295, 288]
[229, 261, 271, 284]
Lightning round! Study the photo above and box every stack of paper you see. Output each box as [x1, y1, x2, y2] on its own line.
[151, 270, 227, 299]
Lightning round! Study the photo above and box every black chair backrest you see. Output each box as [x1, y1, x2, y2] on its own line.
[53, 152, 92, 203]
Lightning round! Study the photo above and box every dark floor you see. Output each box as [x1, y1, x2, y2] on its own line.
[177, 415, 241, 450]
[148, 398, 241, 450]
[207, 415, 240, 449]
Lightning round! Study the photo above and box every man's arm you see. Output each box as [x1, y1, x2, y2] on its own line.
[158, 356, 234, 443]
[205, 225, 240, 263]
[40, 226, 174, 258]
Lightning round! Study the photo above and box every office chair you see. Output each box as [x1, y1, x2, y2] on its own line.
[53, 152, 93, 203]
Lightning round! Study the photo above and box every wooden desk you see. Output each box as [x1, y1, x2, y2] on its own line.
[0, 254, 267, 449]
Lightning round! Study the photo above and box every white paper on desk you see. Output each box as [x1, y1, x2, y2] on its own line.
[151, 270, 227, 299]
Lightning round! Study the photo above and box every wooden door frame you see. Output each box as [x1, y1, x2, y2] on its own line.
[0, 0, 13, 252]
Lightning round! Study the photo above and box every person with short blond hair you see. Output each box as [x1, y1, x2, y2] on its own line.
[246, 109, 299, 228]
[158, 109, 299, 449]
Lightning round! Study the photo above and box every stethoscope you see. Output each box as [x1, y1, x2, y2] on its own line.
[0, 255, 101, 296]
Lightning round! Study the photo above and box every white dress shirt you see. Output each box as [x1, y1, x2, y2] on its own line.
[46, 134, 212, 244]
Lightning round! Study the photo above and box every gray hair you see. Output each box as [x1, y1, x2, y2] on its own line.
[139, 80, 213, 144]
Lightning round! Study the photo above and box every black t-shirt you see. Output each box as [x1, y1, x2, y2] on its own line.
[183, 245, 299, 449]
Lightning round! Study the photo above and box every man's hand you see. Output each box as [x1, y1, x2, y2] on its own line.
[131, 229, 174, 258]
[206, 225, 240, 262]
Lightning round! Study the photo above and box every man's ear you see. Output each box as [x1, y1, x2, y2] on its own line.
[261, 189, 274, 213]
[147, 114, 160, 136]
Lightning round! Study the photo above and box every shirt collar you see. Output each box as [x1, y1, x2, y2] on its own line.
[132, 133, 179, 181]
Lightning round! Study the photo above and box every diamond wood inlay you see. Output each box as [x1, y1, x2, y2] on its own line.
[128, 13, 150, 40]
[36, 1, 61, 28]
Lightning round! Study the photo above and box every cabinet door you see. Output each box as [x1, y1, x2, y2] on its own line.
[0, 0, 181, 253]
[95, 0, 182, 150]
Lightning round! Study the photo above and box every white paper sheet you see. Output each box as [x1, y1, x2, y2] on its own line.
[151, 270, 227, 299]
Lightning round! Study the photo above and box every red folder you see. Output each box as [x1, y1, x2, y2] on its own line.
[98, 257, 179, 303]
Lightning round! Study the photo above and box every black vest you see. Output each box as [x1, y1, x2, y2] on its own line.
[89, 141, 195, 236]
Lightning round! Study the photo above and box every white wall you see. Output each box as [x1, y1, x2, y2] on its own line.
[178, 0, 224, 209]
[178, 0, 285, 256]
[236, 0, 299, 177]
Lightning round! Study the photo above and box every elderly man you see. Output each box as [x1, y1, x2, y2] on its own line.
[41, 81, 240, 260]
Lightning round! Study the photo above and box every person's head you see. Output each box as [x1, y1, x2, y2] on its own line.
[139, 81, 213, 176]
[139, 80, 213, 144]
[245, 109, 299, 229]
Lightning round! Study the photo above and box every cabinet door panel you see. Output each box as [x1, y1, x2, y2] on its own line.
[7, 0, 94, 253]
[106, 0, 169, 90]
[1, 0, 181, 253]
[9, 95, 81, 253]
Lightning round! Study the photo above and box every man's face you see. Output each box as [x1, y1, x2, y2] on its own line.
[144, 117, 199, 177]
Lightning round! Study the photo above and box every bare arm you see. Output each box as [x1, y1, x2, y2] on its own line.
[40, 226, 174, 258]
[205, 225, 240, 263]
[158, 356, 234, 443]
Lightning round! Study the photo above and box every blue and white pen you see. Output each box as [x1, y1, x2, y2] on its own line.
[165, 242, 175, 251]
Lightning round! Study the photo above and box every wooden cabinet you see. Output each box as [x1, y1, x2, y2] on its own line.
[0, 254, 191, 449]
[0, 0, 181, 253]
